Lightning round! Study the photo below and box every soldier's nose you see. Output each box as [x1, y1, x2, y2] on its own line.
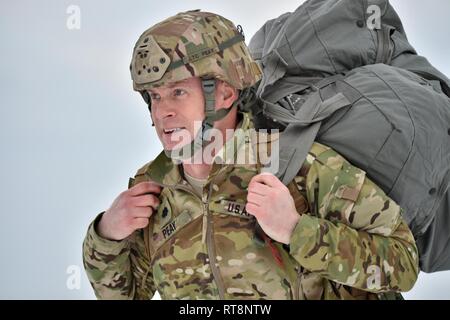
[153, 104, 176, 121]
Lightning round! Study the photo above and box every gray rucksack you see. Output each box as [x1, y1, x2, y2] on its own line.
[248, 0, 450, 272]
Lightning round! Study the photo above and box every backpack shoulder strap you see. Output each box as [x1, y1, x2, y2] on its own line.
[267, 76, 363, 186]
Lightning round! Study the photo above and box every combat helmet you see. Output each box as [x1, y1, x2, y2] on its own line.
[130, 10, 262, 159]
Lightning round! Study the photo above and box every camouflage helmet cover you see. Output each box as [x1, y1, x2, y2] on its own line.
[130, 10, 262, 92]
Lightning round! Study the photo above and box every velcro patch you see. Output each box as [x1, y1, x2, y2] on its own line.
[209, 199, 253, 219]
[131, 35, 171, 84]
[151, 209, 193, 249]
[336, 186, 360, 202]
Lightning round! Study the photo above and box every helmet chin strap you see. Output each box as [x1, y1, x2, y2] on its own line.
[164, 78, 234, 162]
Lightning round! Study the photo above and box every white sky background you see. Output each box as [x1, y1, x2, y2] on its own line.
[0, 0, 449, 299]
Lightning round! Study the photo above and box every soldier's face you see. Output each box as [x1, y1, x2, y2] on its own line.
[148, 77, 206, 150]
[148, 77, 238, 151]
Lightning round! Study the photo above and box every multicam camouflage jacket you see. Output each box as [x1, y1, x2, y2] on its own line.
[83, 113, 419, 300]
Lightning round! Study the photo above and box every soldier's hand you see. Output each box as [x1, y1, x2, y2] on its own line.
[246, 173, 301, 244]
[97, 181, 162, 241]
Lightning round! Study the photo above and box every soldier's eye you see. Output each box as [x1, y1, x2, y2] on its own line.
[173, 89, 187, 97]
[150, 92, 161, 101]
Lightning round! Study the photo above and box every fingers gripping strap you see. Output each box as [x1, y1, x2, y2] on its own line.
[127, 176, 153, 292]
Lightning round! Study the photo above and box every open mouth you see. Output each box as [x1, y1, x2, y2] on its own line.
[163, 127, 185, 134]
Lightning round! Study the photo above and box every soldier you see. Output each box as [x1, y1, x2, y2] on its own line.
[83, 10, 418, 300]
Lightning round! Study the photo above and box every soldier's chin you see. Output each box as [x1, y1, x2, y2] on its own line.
[163, 140, 192, 151]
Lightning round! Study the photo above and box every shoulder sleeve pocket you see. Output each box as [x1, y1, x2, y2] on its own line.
[324, 161, 366, 226]
[329, 161, 402, 236]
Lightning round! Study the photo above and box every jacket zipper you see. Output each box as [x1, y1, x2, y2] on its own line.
[204, 181, 226, 299]
[153, 180, 226, 299]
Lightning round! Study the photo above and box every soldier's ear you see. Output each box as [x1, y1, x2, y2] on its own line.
[215, 80, 238, 110]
